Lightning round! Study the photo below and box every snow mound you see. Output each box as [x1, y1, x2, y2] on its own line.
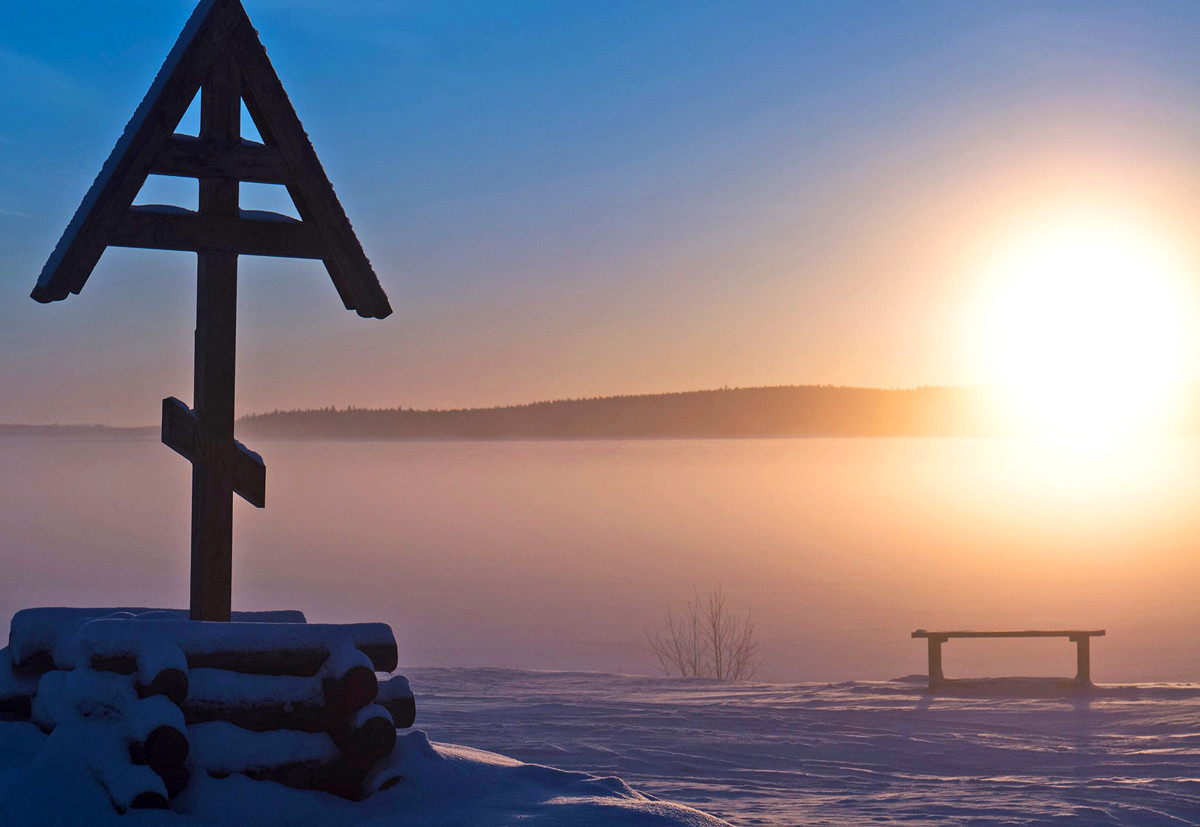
[0, 725, 729, 825]
[1, 612, 726, 824]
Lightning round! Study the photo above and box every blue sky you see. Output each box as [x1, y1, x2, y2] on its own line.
[3, 1, 1200, 423]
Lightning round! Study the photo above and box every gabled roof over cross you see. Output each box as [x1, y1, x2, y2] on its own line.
[31, 0, 391, 320]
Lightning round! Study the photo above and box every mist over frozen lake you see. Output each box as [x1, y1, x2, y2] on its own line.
[2, 436, 1198, 683]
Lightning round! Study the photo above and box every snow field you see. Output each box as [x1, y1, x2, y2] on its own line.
[407, 668, 1200, 825]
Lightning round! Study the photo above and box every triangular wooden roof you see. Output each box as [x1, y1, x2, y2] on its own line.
[31, 0, 391, 320]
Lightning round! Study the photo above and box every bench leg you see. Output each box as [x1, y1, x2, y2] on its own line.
[1073, 636, 1091, 686]
[927, 637, 946, 690]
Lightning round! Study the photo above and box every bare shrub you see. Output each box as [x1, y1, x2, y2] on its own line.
[645, 586, 762, 681]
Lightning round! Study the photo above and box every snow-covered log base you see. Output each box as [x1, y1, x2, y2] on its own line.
[4, 607, 418, 812]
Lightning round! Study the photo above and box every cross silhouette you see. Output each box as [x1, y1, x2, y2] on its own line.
[32, 0, 391, 621]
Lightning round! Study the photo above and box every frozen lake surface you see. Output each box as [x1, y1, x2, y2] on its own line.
[2, 436, 1199, 682]
[410, 668, 1200, 825]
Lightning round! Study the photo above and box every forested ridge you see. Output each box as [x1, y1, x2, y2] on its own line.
[235, 385, 1030, 438]
[13, 385, 1199, 439]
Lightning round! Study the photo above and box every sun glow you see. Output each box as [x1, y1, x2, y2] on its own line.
[976, 212, 1195, 439]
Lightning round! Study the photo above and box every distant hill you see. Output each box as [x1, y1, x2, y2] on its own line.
[12, 384, 1198, 440]
[237, 385, 1015, 439]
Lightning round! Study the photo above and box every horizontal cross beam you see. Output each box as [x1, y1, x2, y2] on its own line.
[162, 397, 265, 508]
[113, 205, 325, 259]
[150, 135, 290, 184]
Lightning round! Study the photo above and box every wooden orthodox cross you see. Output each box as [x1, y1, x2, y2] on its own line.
[31, 0, 391, 621]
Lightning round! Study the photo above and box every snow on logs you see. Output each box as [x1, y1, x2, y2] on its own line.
[29, 668, 187, 811]
[188, 721, 375, 800]
[5, 607, 417, 811]
[75, 618, 397, 706]
[9, 608, 306, 673]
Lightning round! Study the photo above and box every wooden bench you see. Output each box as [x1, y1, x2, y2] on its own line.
[911, 629, 1105, 691]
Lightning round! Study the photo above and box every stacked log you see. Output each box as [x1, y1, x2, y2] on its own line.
[378, 673, 417, 729]
[4, 607, 417, 812]
[8, 608, 305, 673]
[0, 647, 38, 721]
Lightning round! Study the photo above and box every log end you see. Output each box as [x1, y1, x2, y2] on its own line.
[343, 714, 397, 763]
[360, 641, 398, 674]
[144, 725, 190, 775]
[0, 696, 32, 722]
[142, 668, 189, 707]
[129, 791, 170, 811]
[325, 665, 377, 713]
[382, 695, 416, 730]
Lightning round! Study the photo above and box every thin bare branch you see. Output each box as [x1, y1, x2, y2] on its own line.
[644, 585, 763, 681]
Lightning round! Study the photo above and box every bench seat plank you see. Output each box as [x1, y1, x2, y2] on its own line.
[912, 630, 1104, 639]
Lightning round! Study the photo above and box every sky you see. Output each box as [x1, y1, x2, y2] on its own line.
[3, 1, 1200, 424]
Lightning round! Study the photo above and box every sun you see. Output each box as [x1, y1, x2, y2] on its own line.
[975, 211, 1195, 438]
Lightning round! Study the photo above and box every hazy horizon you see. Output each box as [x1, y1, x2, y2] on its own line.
[4, 435, 1198, 683]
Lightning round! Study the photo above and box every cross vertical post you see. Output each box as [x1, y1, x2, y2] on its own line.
[191, 50, 241, 621]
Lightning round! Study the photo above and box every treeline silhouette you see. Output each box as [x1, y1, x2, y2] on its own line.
[237, 385, 1016, 439]
[11, 385, 1200, 439]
